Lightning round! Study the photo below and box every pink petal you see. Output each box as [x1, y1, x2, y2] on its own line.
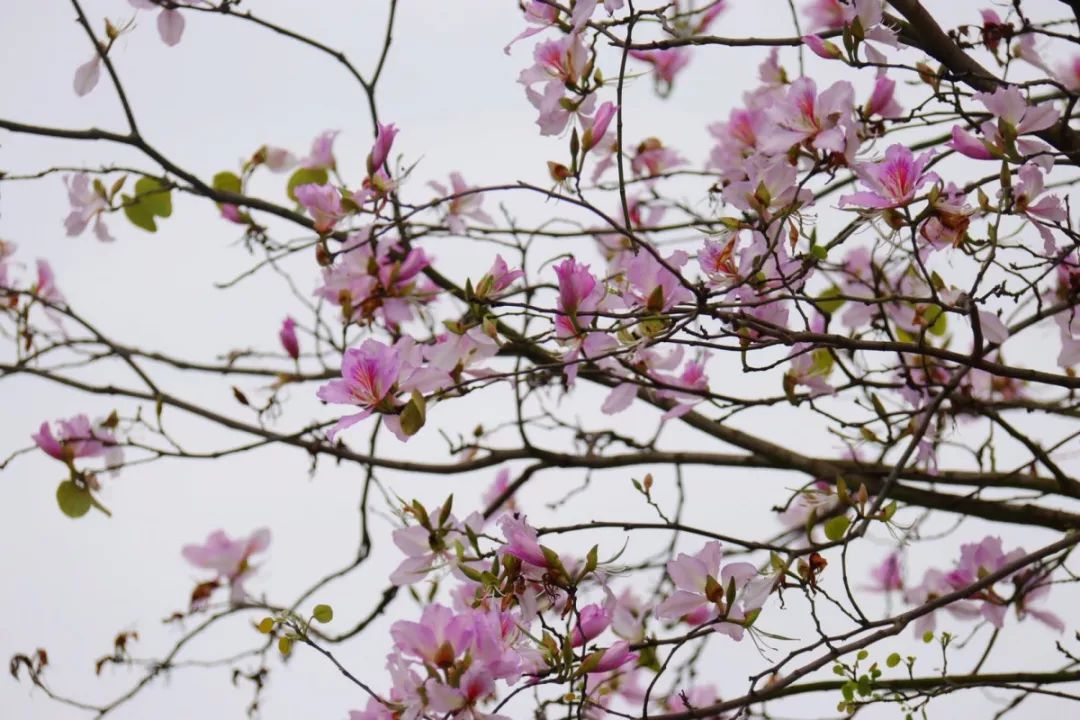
[157, 9, 185, 46]
[73, 57, 100, 97]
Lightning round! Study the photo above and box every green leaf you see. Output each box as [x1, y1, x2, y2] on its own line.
[56, 481, 92, 518]
[924, 305, 947, 336]
[398, 395, 426, 437]
[134, 177, 172, 218]
[278, 636, 293, 656]
[816, 285, 845, 314]
[287, 167, 329, 202]
[257, 617, 275, 634]
[886, 652, 901, 668]
[212, 171, 243, 195]
[585, 545, 598, 574]
[810, 244, 828, 261]
[312, 604, 334, 623]
[824, 514, 850, 541]
[123, 194, 158, 232]
[122, 177, 173, 233]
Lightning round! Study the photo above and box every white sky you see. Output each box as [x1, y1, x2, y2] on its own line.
[2, 1, 1078, 718]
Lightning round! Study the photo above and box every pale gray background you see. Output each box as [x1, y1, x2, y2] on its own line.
[1, 1, 1077, 718]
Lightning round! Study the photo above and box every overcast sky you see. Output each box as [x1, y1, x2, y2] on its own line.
[2, 1, 1078, 718]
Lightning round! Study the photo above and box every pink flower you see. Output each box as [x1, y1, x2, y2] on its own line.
[664, 684, 718, 713]
[611, 589, 649, 642]
[316, 337, 447, 441]
[475, 255, 524, 299]
[482, 468, 517, 514]
[315, 230, 438, 328]
[519, 34, 593, 135]
[760, 77, 855, 156]
[554, 258, 605, 335]
[498, 513, 549, 568]
[182, 528, 271, 603]
[585, 641, 638, 673]
[656, 541, 771, 639]
[692, 1, 726, 33]
[34, 260, 65, 305]
[979, 9, 1008, 53]
[975, 85, 1059, 136]
[0, 241, 14, 290]
[1012, 162, 1067, 252]
[624, 249, 693, 313]
[582, 101, 618, 153]
[33, 415, 122, 470]
[294, 183, 345, 233]
[1055, 55, 1080, 92]
[698, 235, 739, 288]
[301, 130, 339, 170]
[904, 567, 980, 636]
[951, 87, 1059, 161]
[367, 122, 399, 175]
[391, 604, 474, 667]
[1013, 568, 1065, 633]
[630, 138, 686, 178]
[572, 601, 613, 646]
[947, 125, 995, 160]
[72, 56, 101, 96]
[504, 1, 559, 54]
[840, 144, 938, 210]
[656, 541, 723, 620]
[786, 343, 835, 396]
[722, 157, 811, 220]
[943, 536, 1025, 628]
[919, 182, 975, 253]
[804, 0, 846, 30]
[707, 108, 767, 175]
[629, 49, 691, 93]
[220, 203, 246, 224]
[803, 34, 842, 60]
[348, 698, 395, 720]
[64, 173, 113, 242]
[654, 355, 711, 420]
[520, 34, 590, 88]
[423, 327, 499, 381]
[427, 667, 503, 716]
[278, 316, 299, 360]
[429, 172, 494, 235]
[778, 481, 838, 528]
[865, 74, 902, 118]
[867, 553, 903, 592]
[259, 145, 297, 173]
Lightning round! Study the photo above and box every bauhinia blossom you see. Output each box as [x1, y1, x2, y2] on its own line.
[474, 255, 524, 299]
[294, 182, 345, 233]
[840, 144, 939, 210]
[64, 173, 114, 242]
[301, 130, 339, 170]
[182, 528, 271, 603]
[315, 337, 447, 442]
[278, 316, 300, 360]
[760, 77, 856, 156]
[315, 230, 438, 328]
[655, 541, 772, 640]
[948, 86, 1059, 160]
[33, 415, 123, 471]
[429, 172, 494, 234]
[629, 49, 691, 94]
